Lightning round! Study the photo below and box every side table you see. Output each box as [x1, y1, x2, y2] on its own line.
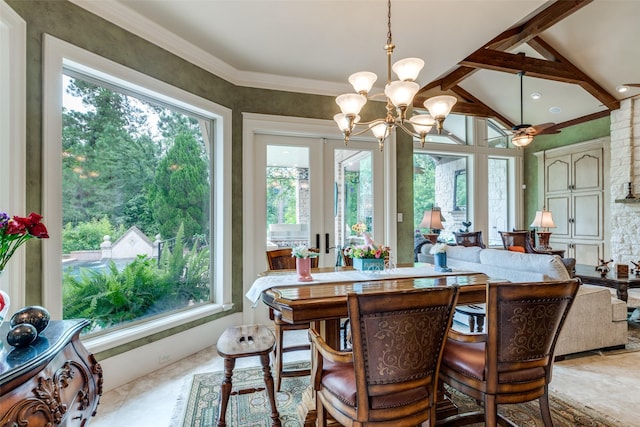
[574, 264, 640, 304]
[0, 319, 103, 426]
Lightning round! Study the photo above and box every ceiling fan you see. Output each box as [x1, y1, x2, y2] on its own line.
[511, 71, 558, 147]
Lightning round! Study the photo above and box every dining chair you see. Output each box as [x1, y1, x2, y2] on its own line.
[499, 230, 537, 253]
[438, 279, 580, 427]
[310, 286, 459, 427]
[265, 247, 318, 391]
[453, 231, 486, 248]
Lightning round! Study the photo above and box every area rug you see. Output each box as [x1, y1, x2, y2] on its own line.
[172, 362, 621, 427]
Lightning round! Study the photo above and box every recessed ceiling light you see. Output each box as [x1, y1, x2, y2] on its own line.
[530, 92, 542, 100]
[549, 106, 562, 114]
[616, 85, 630, 93]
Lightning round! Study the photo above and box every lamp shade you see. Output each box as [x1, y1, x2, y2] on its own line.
[384, 81, 420, 108]
[348, 71, 377, 94]
[530, 210, 556, 228]
[423, 95, 457, 119]
[409, 114, 435, 135]
[369, 121, 389, 140]
[336, 93, 367, 116]
[334, 113, 360, 132]
[392, 58, 424, 81]
[419, 208, 444, 230]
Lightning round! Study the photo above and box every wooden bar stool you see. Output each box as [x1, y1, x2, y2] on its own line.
[216, 324, 281, 427]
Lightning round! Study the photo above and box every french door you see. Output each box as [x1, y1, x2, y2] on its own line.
[254, 133, 384, 269]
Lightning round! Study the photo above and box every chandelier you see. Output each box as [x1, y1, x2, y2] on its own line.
[333, 0, 457, 150]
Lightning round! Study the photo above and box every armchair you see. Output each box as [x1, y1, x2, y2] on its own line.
[310, 286, 459, 426]
[438, 279, 580, 427]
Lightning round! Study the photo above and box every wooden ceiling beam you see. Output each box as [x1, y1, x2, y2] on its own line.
[528, 36, 620, 110]
[416, 0, 610, 124]
[486, 0, 593, 51]
[450, 85, 515, 129]
[460, 49, 579, 83]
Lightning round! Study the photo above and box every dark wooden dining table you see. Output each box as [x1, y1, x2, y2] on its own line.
[258, 266, 491, 426]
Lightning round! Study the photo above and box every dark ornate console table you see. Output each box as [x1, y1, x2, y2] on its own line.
[0, 319, 103, 426]
[575, 264, 640, 304]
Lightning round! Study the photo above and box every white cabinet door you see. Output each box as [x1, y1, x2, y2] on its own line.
[544, 146, 604, 262]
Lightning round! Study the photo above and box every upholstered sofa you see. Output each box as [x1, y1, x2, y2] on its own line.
[418, 244, 628, 356]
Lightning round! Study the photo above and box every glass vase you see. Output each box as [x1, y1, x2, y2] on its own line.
[296, 257, 313, 282]
[0, 271, 10, 329]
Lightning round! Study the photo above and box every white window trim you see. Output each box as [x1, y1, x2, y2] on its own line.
[413, 123, 523, 242]
[241, 113, 397, 324]
[0, 1, 27, 308]
[42, 34, 233, 349]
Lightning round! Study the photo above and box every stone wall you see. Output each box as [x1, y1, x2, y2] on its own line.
[609, 95, 640, 265]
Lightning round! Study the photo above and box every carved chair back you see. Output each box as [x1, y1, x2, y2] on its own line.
[499, 230, 536, 253]
[346, 287, 458, 424]
[454, 231, 486, 248]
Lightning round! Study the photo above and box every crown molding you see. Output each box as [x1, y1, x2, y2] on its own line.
[68, 0, 345, 97]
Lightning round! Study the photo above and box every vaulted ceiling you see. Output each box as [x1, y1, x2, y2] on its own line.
[73, 0, 640, 134]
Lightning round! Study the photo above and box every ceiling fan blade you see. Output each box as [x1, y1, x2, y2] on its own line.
[623, 83, 640, 87]
[530, 122, 556, 135]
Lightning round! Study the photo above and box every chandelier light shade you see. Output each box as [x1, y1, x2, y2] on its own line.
[348, 72, 377, 94]
[334, 0, 457, 150]
[391, 58, 424, 81]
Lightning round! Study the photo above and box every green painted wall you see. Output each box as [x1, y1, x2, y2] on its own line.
[522, 116, 610, 224]
[6, 0, 409, 355]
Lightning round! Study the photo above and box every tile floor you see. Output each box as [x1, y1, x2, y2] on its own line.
[91, 303, 640, 427]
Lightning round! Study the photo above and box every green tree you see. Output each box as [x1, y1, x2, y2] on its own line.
[150, 131, 210, 240]
[62, 77, 160, 229]
[413, 154, 436, 230]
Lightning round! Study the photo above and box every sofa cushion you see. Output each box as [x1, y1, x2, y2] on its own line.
[445, 245, 482, 264]
[478, 248, 570, 281]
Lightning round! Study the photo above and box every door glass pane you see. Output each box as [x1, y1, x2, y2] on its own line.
[266, 145, 311, 249]
[414, 153, 467, 242]
[488, 157, 509, 246]
[335, 149, 373, 248]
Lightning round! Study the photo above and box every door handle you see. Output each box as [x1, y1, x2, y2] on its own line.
[325, 233, 330, 254]
[315, 233, 320, 250]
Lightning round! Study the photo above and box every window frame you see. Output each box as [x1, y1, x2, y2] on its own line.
[43, 35, 233, 353]
[0, 2, 26, 308]
[413, 117, 523, 246]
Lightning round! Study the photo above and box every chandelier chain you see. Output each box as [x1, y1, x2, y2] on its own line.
[387, 0, 393, 47]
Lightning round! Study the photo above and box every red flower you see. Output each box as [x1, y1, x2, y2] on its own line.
[0, 211, 49, 271]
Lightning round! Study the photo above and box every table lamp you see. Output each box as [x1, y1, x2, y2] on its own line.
[419, 207, 445, 244]
[530, 209, 556, 250]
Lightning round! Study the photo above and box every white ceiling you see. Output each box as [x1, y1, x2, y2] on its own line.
[74, 0, 640, 130]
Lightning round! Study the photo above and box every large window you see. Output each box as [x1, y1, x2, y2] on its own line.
[413, 117, 521, 246]
[44, 36, 232, 345]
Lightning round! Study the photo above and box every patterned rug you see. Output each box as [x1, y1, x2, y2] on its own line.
[172, 362, 621, 427]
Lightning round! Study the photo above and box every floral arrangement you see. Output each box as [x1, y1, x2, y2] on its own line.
[351, 222, 367, 234]
[0, 212, 49, 271]
[429, 243, 448, 254]
[346, 244, 390, 259]
[291, 244, 319, 259]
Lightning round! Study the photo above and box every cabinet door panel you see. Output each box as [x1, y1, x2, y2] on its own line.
[573, 242, 604, 266]
[547, 195, 570, 237]
[547, 156, 570, 193]
[573, 192, 602, 239]
[573, 149, 602, 191]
